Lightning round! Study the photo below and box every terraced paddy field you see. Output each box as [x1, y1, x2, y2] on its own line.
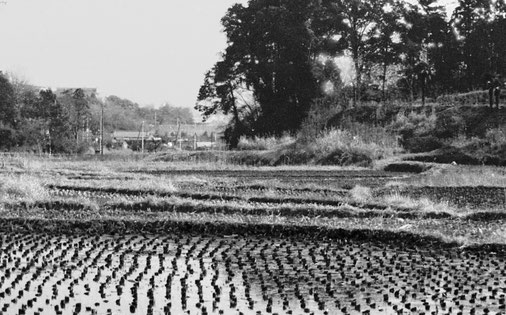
[0, 157, 506, 314]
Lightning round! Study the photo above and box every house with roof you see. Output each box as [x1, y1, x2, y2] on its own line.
[111, 130, 162, 150]
[156, 123, 224, 141]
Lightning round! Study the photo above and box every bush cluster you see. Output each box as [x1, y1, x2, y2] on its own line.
[231, 125, 401, 167]
[388, 111, 443, 153]
[436, 91, 490, 106]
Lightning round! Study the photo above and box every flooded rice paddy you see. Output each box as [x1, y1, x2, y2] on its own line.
[0, 232, 505, 315]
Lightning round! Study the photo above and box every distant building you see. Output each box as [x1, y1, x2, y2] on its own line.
[111, 130, 162, 151]
[156, 123, 224, 140]
[112, 131, 153, 142]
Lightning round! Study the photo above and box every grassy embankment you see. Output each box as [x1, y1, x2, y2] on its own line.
[1, 154, 505, 249]
[149, 104, 506, 169]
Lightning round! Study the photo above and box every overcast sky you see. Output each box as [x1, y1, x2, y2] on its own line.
[0, 0, 246, 109]
[0, 0, 457, 111]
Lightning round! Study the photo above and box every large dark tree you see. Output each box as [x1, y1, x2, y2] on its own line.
[327, 0, 390, 104]
[364, 0, 405, 101]
[451, 0, 506, 90]
[196, 62, 251, 148]
[37, 89, 71, 153]
[394, 0, 449, 101]
[0, 73, 15, 127]
[196, 0, 346, 146]
[427, 11, 461, 94]
[0, 73, 17, 150]
[57, 88, 91, 146]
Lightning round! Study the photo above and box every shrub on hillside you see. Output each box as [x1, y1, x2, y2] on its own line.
[388, 111, 440, 152]
[388, 108, 468, 150]
[0, 127, 20, 151]
[436, 90, 489, 106]
[273, 145, 317, 165]
[317, 149, 373, 166]
[403, 136, 444, 153]
[434, 110, 466, 139]
[328, 104, 401, 127]
[229, 151, 274, 166]
[299, 97, 343, 142]
[226, 126, 400, 166]
[485, 127, 506, 145]
[389, 111, 435, 136]
[309, 128, 400, 162]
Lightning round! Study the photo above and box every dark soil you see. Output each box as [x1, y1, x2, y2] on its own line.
[129, 169, 407, 188]
[383, 162, 431, 173]
[1, 217, 504, 253]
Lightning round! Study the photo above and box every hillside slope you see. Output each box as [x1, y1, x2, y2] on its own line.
[329, 103, 506, 165]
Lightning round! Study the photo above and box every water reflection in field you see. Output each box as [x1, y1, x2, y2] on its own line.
[0, 232, 504, 315]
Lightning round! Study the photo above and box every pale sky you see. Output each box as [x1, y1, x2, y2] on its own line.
[0, 0, 246, 108]
[0, 0, 457, 111]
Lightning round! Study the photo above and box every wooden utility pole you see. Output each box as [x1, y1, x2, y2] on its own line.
[141, 121, 145, 153]
[154, 111, 157, 131]
[176, 118, 182, 150]
[100, 100, 104, 155]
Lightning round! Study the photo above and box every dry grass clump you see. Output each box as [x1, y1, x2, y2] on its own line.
[410, 165, 506, 187]
[0, 155, 49, 172]
[349, 184, 456, 214]
[125, 178, 177, 193]
[0, 174, 49, 201]
[170, 175, 210, 185]
[490, 228, 506, 244]
[349, 185, 373, 203]
[310, 128, 401, 161]
[382, 193, 455, 214]
[237, 135, 295, 151]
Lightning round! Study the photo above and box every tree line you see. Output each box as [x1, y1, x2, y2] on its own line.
[196, 0, 506, 147]
[0, 74, 193, 153]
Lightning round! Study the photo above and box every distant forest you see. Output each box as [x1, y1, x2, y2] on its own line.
[0, 75, 193, 153]
[196, 0, 506, 147]
[101, 95, 194, 131]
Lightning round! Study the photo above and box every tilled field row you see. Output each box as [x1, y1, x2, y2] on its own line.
[10, 187, 506, 222]
[127, 169, 402, 179]
[48, 185, 352, 207]
[0, 231, 504, 315]
[0, 217, 504, 253]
